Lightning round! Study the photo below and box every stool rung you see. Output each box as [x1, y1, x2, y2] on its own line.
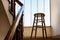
[38, 21, 43, 22]
[35, 18, 44, 20]
[33, 26, 46, 29]
[34, 25, 42, 27]
[34, 20, 44, 22]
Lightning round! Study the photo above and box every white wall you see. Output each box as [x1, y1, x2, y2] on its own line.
[1, 0, 13, 25]
[51, 0, 60, 36]
[23, 0, 50, 26]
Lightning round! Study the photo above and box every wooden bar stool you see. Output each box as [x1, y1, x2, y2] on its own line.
[31, 13, 47, 38]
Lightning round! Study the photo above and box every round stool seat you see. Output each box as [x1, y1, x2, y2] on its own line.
[34, 13, 45, 17]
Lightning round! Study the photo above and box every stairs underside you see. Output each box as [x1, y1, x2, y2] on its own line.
[0, 0, 10, 40]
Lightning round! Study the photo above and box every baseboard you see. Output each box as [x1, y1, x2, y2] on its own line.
[24, 26, 51, 28]
[52, 35, 60, 38]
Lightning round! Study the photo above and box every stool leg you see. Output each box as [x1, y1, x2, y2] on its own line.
[35, 15, 38, 38]
[31, 17, 35, 38]
[35, 26, 37, 38]
[44, 21, 47, 38]
[45, 28, 47, 38]
[31, 26, 34, 38]
[42, 22, 45, 38]
[41, 16, 45, 38]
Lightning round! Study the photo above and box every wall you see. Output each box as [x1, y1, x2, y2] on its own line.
[1, 0, 13, 25]
[0, 0, 10, 40]
[51, 0, 60, 36]
[0, 0, 13, 40]
[23, 0, 50, 26]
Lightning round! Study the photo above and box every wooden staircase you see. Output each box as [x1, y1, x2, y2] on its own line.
[4, 0, 24, 40]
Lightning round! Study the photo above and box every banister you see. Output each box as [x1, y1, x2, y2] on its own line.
[8, 0, 23, 7]
[9, 10, 14, 16]
[4, 6, 24, 40]
[15, 0, 23, 6]
[8, 0, 23, 17]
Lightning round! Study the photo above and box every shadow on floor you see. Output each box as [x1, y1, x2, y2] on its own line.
[23, 37, 60, 40]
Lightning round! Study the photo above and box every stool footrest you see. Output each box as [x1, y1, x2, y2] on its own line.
[34, 25, 42, 27]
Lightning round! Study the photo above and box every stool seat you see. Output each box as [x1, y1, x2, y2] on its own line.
[34, 13, 45, 17]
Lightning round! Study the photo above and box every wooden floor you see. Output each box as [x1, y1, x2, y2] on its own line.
[23, 27, 52, 38]
[23, 27, 60, 40]
[23, 37, 60, 40]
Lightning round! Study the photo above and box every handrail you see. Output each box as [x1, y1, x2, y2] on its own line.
[8, 0, 23, 16]
[4, 6, 24, 40]
[5, 0, 24, 40]
[15, 0, 23, 6]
